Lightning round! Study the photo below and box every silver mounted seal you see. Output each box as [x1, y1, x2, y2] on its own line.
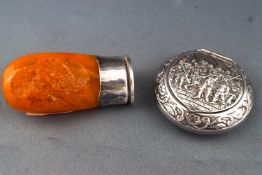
[97, 56, 134, 106]
[154, 49, 254, 134]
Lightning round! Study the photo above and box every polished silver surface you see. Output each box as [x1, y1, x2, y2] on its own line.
[97, 56, 134, 106]
[154, 49, 254, 134]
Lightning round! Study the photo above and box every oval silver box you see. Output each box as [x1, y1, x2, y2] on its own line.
[154, 49, 254, 134]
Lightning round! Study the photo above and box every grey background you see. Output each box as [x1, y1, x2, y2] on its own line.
[0, 0, 261, 174]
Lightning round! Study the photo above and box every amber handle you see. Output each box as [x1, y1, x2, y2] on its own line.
[2, 53, 101, 115]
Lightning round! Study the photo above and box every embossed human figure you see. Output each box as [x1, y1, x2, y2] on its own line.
[195, 70, 219, 102]
[198, 60, 209, 76]
[220, 70, 238, 105]
[178, 58, 192, 89]
[226, 83, 241, 105]
[173, 60, 185, 85]
[184, 60, 200, 90]
[213, 83, 230, 104]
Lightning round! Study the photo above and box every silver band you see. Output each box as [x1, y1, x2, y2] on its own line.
[97, 56, 134, 106]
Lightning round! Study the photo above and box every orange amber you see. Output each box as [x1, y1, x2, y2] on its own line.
[2, 53, 100, 114]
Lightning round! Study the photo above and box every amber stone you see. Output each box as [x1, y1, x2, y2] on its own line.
[2, 52, 100, 114]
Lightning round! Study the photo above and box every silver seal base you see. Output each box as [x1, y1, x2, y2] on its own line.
[97, 56, 134, 106]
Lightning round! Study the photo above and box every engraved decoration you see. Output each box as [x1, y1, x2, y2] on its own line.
[155, 50, 253, 134]
[168, 55, 243, 112]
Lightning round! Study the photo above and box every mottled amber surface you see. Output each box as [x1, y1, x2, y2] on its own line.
[2, 53, 100, 114]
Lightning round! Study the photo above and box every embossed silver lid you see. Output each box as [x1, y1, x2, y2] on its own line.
[154, 49, 253, 134]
